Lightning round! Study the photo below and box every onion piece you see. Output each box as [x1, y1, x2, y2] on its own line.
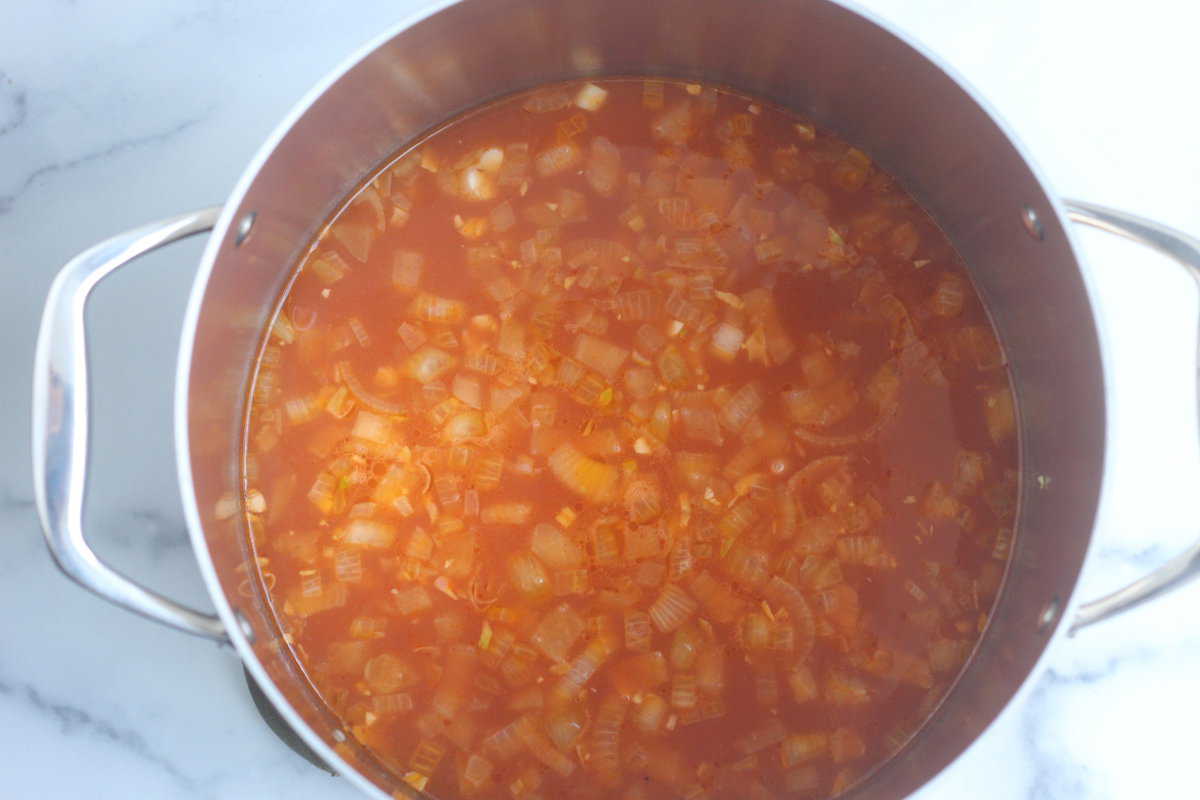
[573, 334, 629, 379]
[444, 410, 486, 442]
[432, 644, 478, 720]
[532, 524, 585, 570]
[575, 83, 609, 112]
[589, 690, 629, 786]
[514, 714, 575, 777]
[532, 603, 586, 663]
[338, 362, 407, 415]
[709, 322, 746, 363]
[762, 577, 816, 660]
[651, 102, 693, 145]
[330, 218, 375, 262]
[549, 634, 617, 705]
[632, 693, 669, 734]
[585, 135, 622, 197]
[364, 653, 418, 693]
[508, 552, 551, 604]
[648, 583, 698, 633]
[535, 142, 582, 177]
[548, 443, 619, 503]
[481, 501, 533, 525]
[404, 346, 458, 383]
[341, 518, 397, 549]
[410, 292, 466, 324]
[984, 386, 1016, 443]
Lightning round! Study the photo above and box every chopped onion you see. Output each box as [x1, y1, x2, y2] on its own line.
[443, 410, 486, 442]
[984, 386, 1016, 443]
[709, 322, 746, 363]
[575, 83, 609, 112]
[583, 136, 623, 199]
[679, 403, 723, 446]
[341, 518, 397, 549]
[373, 692, 414, 716]
[632, 692, 669, 734]
[511, 716, 573, 779]
[532, 603, 586, 663]
[573, 334, 628, 379]
[482, 719, 525, 763]
[432, 643, 478, 720]
[409, 738, 447, 778]
[364, 653, 418, 693]
[722, 543, 770, 592]
[648, 583, 697, 633]
[624, 477, 664, 524]
[651, 102, 693, 145]
[535, 142, 582, 177]
[624, 610, 653, 653]
[532, 523, 585, 569]
[410, 292, 466, 324]
[825, 670, 872, 706]
[391, 585, 433, 616]
[762, 577, 815, 660]
[331, 218, 375, 262]
[720, 382, 764, 432]
[392, 251, 424, 293]
[931, 272, 966, 317]
[739, 611, 772, 653]
[497, 318, 526, 360]
[634, 323, 668, 356]
[670, 671, 698, 710]
[452, 372, 484, 409]
[404, 346, 458, 383]
[550, 635, 616, 705]
[459, 753, 494, 795]
[481, 501, 533, 525]
[523, 88, 571, 113]
[548, 443, 619, 503]
[780, 733, 829, 768]
[656, 345, 690, 388]
[735, 717, 787, 755]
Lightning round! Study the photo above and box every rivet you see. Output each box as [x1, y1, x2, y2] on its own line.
[235, 211, 257, 246]
[1021, 205, 1044, 241]
[1037, 597, 1060, 631]
[235, 610, 256, 642]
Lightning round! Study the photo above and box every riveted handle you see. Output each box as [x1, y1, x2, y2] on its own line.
[1065, 199, 1200, 633]
[32, 207, 229, 641]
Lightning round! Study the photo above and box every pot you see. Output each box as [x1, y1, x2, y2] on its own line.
[30, 0, 1200, 797]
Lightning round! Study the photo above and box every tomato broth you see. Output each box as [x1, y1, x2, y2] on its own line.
[244, 78, 1019, 800]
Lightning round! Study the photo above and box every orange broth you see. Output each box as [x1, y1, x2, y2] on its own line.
[244, 78, 1019, 800]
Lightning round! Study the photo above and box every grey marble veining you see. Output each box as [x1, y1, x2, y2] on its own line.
[3, 1, 1199, 798]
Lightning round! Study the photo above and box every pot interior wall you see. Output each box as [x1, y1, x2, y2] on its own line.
[184, 0, 1105, 795]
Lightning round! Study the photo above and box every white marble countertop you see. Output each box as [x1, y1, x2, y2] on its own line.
[3, 1, 1199, 797]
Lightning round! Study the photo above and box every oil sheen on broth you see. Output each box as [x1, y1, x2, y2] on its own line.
[245, 78, 1019, 800]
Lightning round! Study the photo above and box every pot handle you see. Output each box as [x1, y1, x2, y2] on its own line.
[32, 207, 229, 642]
[1065, 199, 1200, 633]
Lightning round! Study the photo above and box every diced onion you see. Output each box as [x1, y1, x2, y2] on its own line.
[532, 524, 585, 569]
[364, 653, 418, 693]
[648, 583, 697, 633]
[532, 603, 586, 663]
[341, 518, 397, 549]
[548, 443, 619, 503]
[575, 83, 609, 112]
[535, 142, 582, 177]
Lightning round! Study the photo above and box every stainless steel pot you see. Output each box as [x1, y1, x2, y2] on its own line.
[30, 0, 1200, 797]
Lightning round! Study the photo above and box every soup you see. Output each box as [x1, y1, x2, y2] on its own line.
[244, 78, 1018, 800]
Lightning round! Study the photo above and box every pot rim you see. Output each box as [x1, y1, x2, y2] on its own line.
[172, 0, 1113, 797]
